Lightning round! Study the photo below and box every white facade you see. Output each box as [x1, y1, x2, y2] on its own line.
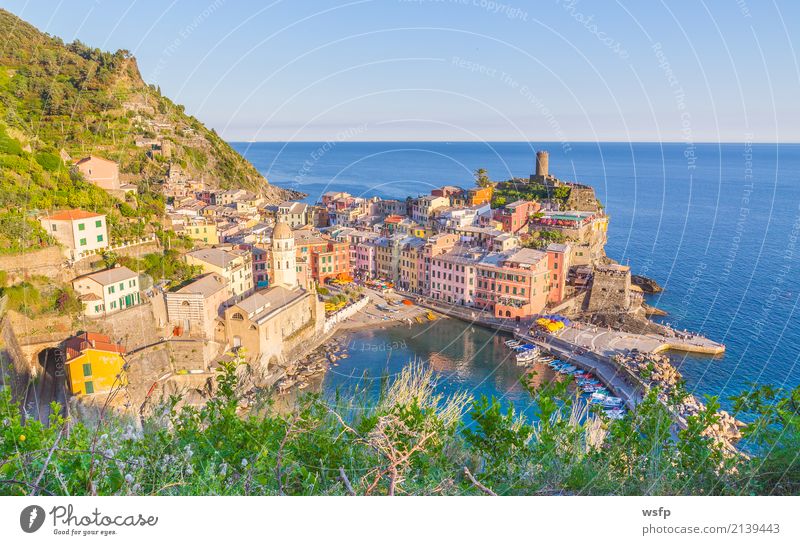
[40, 210, 109, 260]
[72, 266, 141, 317]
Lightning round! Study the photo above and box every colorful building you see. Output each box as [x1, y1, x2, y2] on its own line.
[475, 248, 550, 320]
[64, 332, 126, 395]
[429, 246, 485, 305]
[179, 218, 219, 245]
[72, 266, 141, 317]
[39, 209, 109, 260]
[494, 200, 540, 234]
[74, 156, 120, 191]
[546, 243, 572, 305]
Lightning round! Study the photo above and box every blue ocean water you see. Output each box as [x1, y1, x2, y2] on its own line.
[231, 141, 800, 408]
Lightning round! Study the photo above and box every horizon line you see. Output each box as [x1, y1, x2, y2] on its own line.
[228, 140, 800, 145]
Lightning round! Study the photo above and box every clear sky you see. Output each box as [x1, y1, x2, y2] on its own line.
[2, 0, 798, 142]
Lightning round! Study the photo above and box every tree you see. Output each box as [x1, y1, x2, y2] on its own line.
[474, 168, 491, 188]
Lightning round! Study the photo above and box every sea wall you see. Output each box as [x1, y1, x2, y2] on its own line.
[323, 296, 370, 334]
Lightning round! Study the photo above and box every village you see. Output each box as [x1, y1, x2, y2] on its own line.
[1, 149, 732, 444]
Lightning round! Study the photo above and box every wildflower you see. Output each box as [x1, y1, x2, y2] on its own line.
[186, 466, 194, 476]
[18, 434, 26, 442]
[125, 473, 134, 484]
[103, 448, 114, 458]
[219, 462, 228, 477]
[241, 458, 248, 468]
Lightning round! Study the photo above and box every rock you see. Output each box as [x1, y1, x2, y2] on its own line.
[644, 304, 668, 316]
[632, 274, 663, 294]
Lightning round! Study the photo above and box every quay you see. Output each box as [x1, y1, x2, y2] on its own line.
[410, 296, 643, 409]
[409, 295, 719, 418]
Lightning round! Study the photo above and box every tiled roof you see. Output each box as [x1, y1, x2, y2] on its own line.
[43, 209, 103, 221]
[76, 266, 138, 286]
[65, 332, 125, 361]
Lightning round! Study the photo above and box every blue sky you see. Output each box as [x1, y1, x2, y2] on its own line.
[2, 0, 798, 142]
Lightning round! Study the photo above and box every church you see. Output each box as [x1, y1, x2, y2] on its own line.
[221, 222, 325, 375]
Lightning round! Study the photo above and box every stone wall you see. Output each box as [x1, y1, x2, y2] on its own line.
[0, 311, 31, 401]
[0, 247, 67, 284]
[565, 186, 601, 212]
[323, 296, 369, 334]
[587, 265, 632, 312]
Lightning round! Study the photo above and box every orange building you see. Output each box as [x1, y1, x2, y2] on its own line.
[546, 243, 572, 305]
[294, 230, 351, 285]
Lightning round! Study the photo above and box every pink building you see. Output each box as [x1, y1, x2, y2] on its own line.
[494, 200, 540, 234]
[74, 156, 120, 191]
[429, 246, 485, 305]
[419, 233, 458, 294]
[355, 240, 377, 279]
[546, 243, 572, 305]
[475, 248, 550, 320]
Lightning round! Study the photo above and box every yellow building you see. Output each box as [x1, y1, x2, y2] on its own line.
[180, 219, 220, 245]
[64, 333, 127, 395]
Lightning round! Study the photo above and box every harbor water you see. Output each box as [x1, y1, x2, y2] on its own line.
[232, 141, 800, 410]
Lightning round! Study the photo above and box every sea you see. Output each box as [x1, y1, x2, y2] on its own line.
[231, 141, 800, 413]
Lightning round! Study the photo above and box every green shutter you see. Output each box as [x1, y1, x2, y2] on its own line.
[84, 381, 94, 394]
[82, 363, 92, 377]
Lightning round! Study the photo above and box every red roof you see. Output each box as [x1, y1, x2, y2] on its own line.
[65, 332, 126, 361]
[385, 215, 404, 224]
[44, 209, 103, 221]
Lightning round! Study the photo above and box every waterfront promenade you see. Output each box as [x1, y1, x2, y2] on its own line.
[408, 296, 643, 408]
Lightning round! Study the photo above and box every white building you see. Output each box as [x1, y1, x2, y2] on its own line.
[40, 209, 109, 260]
[72, 266, 141, 318]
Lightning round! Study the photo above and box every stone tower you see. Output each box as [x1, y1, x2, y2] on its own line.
[535, 150, 549, 177]
[271, 221, 297, 289]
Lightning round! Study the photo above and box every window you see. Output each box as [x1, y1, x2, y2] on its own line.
[108, 286, 115, 294]
[78, 223, 86, 231]
[51, 225, 57, 232]
[82, 363, 92, 376]
[79, 238, 87, 246]
[95, 220, 102, 228]
[84, 381, 94, 394]
[97, 234, 103, 243]
[119, 283, 124, 291]
[232, 312, 244, 321]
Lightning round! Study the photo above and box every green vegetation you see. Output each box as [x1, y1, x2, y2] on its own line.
[490, 180, 572, 209]
[1, 359, 798, 496]
[0, 277, 82, 318]
[0, 8, 283, 257]
[0, 9, 271, 194]
[523, 229, 569, 249]
[474, 168, 491, 188]
[117, 250, 202, 288]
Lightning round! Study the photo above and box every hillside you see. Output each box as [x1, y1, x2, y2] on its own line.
[0, 8, 296, 252]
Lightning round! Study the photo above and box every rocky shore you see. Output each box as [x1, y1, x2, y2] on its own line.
[631, 274, 663, 293]
[613, 351, 743, 448]
[274, 337, 350, 393]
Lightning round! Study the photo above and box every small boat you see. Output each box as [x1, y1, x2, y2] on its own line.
[505, 339, 521, 347]
[605, 409, 626, 420]
[516, 348, 540, 364]
[559, 365, 577, 374]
